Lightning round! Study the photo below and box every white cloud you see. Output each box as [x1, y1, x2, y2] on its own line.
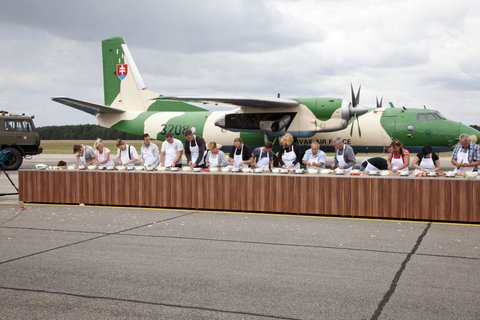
[0, 0, 479, 127]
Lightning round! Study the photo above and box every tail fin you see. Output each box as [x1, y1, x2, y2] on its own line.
[102, 37, 156, 110]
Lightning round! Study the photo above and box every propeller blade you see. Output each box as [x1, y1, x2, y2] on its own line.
[350, 83, 356, 107]
[357, 113, 361, 137]
[376, 96, 383, 109]
[355, 85, 361, 106]
[350, 114, 356, 136]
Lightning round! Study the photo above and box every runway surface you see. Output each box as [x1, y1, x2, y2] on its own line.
[0, 202, 478, 319]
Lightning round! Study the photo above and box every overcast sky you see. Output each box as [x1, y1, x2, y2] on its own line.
[1, 0, 479, 127]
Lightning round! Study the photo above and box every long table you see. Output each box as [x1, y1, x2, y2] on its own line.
[18, 170, 480, 223]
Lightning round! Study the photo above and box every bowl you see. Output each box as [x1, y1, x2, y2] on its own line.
[399, 170, 410, 176]
[126, 166, 135, 171]
[98, 165, 106, 170]
[368, 171, 380, 176]
[231, 168, 240, 172]
[170, 167, 179, 172]
[193, 167, 202, 172]
[35, 164, 48, 170]
[145, 166, 154, 171]
[271, 168, 281, 173]
[156, 166, 167, 171]
[307, 169, 318, 174]
[295, 169, 303, 174]
[241, 168, 253, 173]
[254, 168, 264, 173]
[209, 167, 219, 172]
[280, 168, 289, 174]
[182, 166, 192, 171]
[106, 165, 115, 170]
[427, 171, 437, 177]
[334, 169, 346, 175]
[221, 167, 231, 172]
[134, 166, 145, 171]
[67, 165, 76, 170]
[379, 170, 390, 176]
[320, 169, 332, 175]
[465, 171, 478, 179]
[87, 165, 97, 170]
[116, 165, 126, 171]
[78, 165, 86, 170]
[445, 171, 456, 178]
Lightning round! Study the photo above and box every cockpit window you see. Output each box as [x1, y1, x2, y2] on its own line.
[416, 112, 445, 121]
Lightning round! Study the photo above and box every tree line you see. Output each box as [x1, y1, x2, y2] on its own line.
[37, 124, 142, 140]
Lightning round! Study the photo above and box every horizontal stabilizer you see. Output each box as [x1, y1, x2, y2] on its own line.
[52, 97, 125, 115]
[154, 96, 299, 109]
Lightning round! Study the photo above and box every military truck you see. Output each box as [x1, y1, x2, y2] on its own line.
[0, 111, 42, 170]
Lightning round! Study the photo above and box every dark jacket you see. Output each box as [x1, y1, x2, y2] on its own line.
[277, 144, 303, 166]
[184, 135, 206, 166]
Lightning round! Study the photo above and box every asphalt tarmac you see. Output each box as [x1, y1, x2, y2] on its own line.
[0, 202, 479, 320]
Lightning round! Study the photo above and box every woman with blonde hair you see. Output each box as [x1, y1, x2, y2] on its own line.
[94, 138, 114, 166]
[204, 142, 226, 168]
[277, 133, 302, 169]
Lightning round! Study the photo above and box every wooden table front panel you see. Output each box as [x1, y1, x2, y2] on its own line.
[18, 170, 480, 223]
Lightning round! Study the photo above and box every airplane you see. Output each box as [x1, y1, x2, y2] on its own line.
[53, 37, 480, 153]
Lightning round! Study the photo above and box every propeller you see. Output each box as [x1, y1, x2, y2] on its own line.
[348, 84, 367, 137]
[376, 96, 383, 109]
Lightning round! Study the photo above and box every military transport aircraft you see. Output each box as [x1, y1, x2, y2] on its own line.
[53, 37, 479, 152]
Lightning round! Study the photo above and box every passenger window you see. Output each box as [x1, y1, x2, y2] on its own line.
[5, 120, 16, 131]
[416, 113, 426, 121]
[426, 113, 436, 120]
[17, 121, 31, 131]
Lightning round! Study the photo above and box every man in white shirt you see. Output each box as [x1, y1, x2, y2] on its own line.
[302, 142, 327, 169]
[115, 139, 139, 166]
[160, 132, 184, 167]
[141, 133, 160, 167]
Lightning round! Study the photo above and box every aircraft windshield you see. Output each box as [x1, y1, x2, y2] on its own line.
[416, 112, 445, 121]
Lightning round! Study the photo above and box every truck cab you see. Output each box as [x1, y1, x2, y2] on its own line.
[0, 111, 42, 170]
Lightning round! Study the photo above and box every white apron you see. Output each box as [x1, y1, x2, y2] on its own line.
[391, 155, 408, 172]
[336, 145, 350, 171]
[419, 157, 435, 171]
[256, 149, 270, 170]
[233, 146, 248, 169]
[282, 147, 300, 169]
[208, 151, 220, 167]
[305, 152, 324, 170]
[454, 149, 474, 173]
[96, 148, 114, 166]
[189, 139, 203, 166]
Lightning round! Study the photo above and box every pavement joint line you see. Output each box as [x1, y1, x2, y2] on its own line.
[0, 211, 196, 266]
[370, 222, 432, 320]
[0, 286, 302, 320]
[1, 224, 477, 261]
[2, 202, 479, 227]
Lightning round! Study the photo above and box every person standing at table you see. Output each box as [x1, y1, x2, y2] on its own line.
[332, 137, 356, 170]
[115, 139, 139, 166]
[93, 138, 114, 166]
[228, 138, 253, 169]
[359, 157, 388, 172]
[183, 129, 206, 168]
[451, 133, 480, 173]
[302, 142, 327, 170]
[277, 133, 302, 169]
[141, 133, 160, 168]
[253, 141, 274, 171]
[73, 144, 96, 165]
[204, 142, 226, 168]
[387, 139, 410, 172]
[412, 145, 440, 172]
[160, 132, 184, 168]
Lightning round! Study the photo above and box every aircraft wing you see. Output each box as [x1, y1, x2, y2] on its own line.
[52, 97, 125, 115]
[154, 96, 299, 109]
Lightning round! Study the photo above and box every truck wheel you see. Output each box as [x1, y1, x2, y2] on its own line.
[1, 147, 23, 170]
